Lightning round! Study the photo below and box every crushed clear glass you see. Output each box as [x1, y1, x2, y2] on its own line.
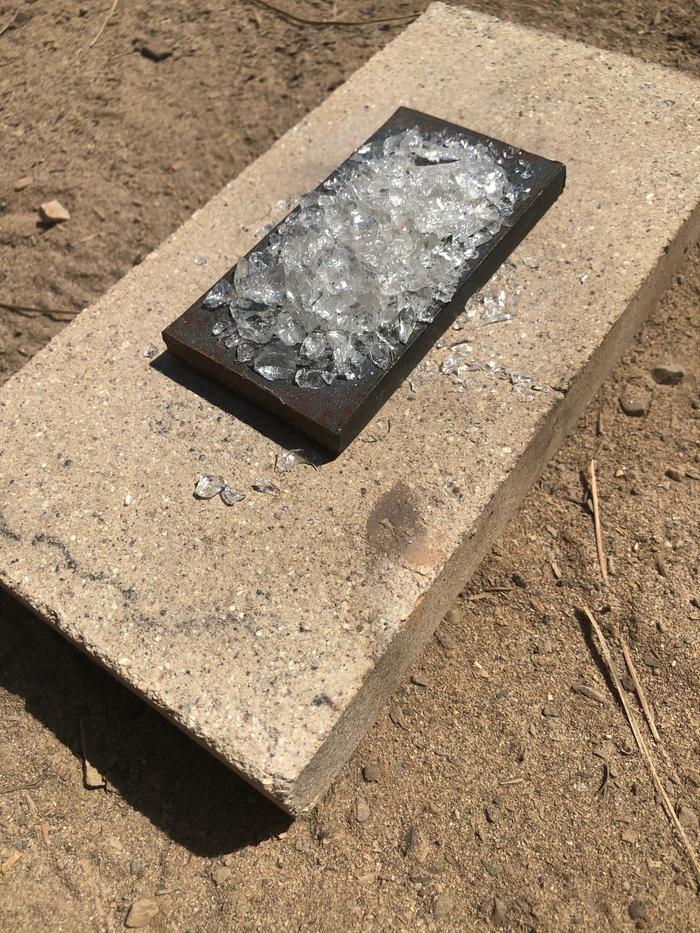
[252, 477, 280, 495]
[220, 485, 246, 506]
[202, 127, 523, 385]
[202, 279, 233, 309]
[275, 450, 298, 473]
[193, 474, 225, 499]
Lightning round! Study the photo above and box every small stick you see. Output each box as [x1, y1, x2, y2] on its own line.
[615, 622, 682, 783]
[251, 0, 419, 27]
[0, 850, 22, 875]
[89, 0, 118, 48]
[0, 301, 79, 318]
[589, 459, 608, 583]
[0, 13, 16, 38]
[0, 775, 44, 795]
[613, 623, 660, 741]
[583, 607, 700, 885]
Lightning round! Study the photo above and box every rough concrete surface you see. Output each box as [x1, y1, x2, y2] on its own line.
[0, 4, 698, 814]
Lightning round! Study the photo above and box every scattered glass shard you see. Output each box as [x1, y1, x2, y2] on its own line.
[443, 478, 463, 499]
[205, 127, 523, 386]
[441, 355, 466, 376]
[202, 279, 233, 309]
[252, 478, 280, 495]
[193, 474, 225, 499]
[275, 450, 298, 473]
[441, 340, 473, 376]
[220, 485, 246, 506]
[463, 273, 521, 325]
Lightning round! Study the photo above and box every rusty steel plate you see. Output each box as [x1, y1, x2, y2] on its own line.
[162, 107, 566, 453]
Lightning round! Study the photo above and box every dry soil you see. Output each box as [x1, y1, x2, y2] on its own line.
[1, 2, 699, 931]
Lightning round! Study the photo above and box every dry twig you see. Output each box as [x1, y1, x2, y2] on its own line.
[583, 606, 700, 886]
[614, 622, 683, 783]
[89, 0, 119, 48]
[0, 301, 79, 319]
[0, 13, 17, 38]
[613, 623, 660, 741]
[0, 775, 44, 795]
[250, 0, 420, 27]
[589, 458, 608, 583]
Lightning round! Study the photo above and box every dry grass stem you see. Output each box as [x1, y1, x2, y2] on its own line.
[589, 459, 608, 583]
[583, 606, 700, 887]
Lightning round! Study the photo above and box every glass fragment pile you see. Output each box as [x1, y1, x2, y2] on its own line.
[202, 128, 526, 387]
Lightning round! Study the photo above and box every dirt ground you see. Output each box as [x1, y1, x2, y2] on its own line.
[1, 1, 699, 930]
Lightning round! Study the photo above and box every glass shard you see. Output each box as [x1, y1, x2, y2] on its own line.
[193, 475, 225, 499]
[220, 485, 246, 506]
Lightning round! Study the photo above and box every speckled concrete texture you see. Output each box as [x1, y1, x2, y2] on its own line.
[0, 4, 698, 814]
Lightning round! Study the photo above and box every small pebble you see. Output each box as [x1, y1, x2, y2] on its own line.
[651, 364, 684, 386]
[356, 795, 371, 823]
[132, 35, 174, 61]
[435, 625, 456, 650]
[492, 897, 507, 926]
[402, 824, 430, 863]
[678, 805, 699, 832]
[362, 763, 380, 783]
[433, 892, 455, 920]
[655, 554, 669, 578]
[666, 467, 684, 482]
[125, 898, 159, 929]
[485, 803, 501, 824]
[619, 385, 651, 417]
[211, 865, 232, 885]
[14, 176, 32, 191]
[572, 684, 607, 705]
[628, 898, 648, 922]
[39, 199, 70, 224]
[542, 704, 560, 717]
[620, 673, 635, 692]
[143, 344, 158, 359]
